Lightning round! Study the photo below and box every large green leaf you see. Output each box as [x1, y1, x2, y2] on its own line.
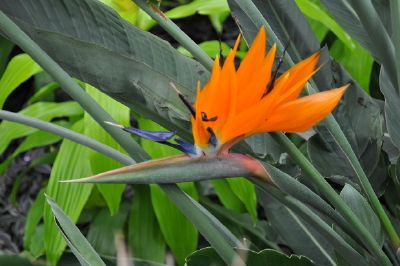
[340, 184, 384, 246]
[44, 120, 94, 265]
[84, 84, 129, 215]
[186, 248, 315, 266]
[129, 185, 166, 263]
[380, 68, 400, 152]
[0, 0, 209, 141]
[0, 101, 82, 154]
[45, 195, 106, 266]
[0, 53, 42, 108]
[86, 204, 129, 256]
[259, 192, 336, 265]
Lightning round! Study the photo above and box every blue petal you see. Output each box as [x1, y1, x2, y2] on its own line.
[123, 127, 176, 142]
[175, 138, 197, 155]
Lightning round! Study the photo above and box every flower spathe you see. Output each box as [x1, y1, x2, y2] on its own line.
[192, 27, 347, 156]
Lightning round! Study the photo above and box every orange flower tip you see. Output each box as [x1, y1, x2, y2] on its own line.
[104, 121, 124, 129]
[233, 33, 242, 50]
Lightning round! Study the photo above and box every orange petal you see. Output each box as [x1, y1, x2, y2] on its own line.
[192, 82, 209, 148]
[237, 27, 266, 85]
[237, 44, 277, 111]
[258, 85, 348, 133]
[269, 51, 320, 103]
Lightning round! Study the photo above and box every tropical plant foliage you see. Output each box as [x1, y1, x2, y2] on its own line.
[0, 0, 399, 266]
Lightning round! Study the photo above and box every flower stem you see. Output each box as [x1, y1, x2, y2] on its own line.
[133, 0, 214, 70]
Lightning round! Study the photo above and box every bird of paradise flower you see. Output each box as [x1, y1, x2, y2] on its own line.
[65, 27, 347, 184]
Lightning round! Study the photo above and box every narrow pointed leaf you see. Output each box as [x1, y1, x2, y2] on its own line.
[45, 195, 106, 266]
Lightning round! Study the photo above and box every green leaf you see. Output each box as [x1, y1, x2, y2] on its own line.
[212, 179, 246, 212]
[44, 120, 94, 265]
[380, 68, 400, 151]
[0, 252, 46, 266]
[45, 195, 106, 266]
[151, 184, 199, 265]
[0, 36, 14, 75]
[28, 82, 59, 104]
[86, 204, 129, 256]
[340, 184, 384, 246]
[129, 185, 166, 263]
[226, 178, 257, 221]
[24, 188, 45, 253]
[140, 118, 198, 265]
[0, 0, 209, 141]
[0, 128, 62, 175]
[203, 199, 280, 249]
[0, 101, 83, 154]
[185, 248, 316, 266]
[295, 0, 356, 50]
[84, 84, 130, 215]
[259, 191, 336, 265]
[0, 53, 42, 108]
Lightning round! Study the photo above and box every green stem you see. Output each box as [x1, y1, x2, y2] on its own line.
[0, 110, 133, 165]
[0, 11, 240, 265]
[133, 0, 214, 70]
[271, 132, 392, 266]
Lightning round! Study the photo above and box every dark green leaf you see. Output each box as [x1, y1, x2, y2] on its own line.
[129, 185, 166, 263]
[340, 184, 384, 246]
[0, 252, 46, 266]
[258, 191, 336, 265]
[186, 248, 316, 266]
[87, 205, 129, 256]
[23, 189, 45, 253]
[380, 68, 400, 152]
